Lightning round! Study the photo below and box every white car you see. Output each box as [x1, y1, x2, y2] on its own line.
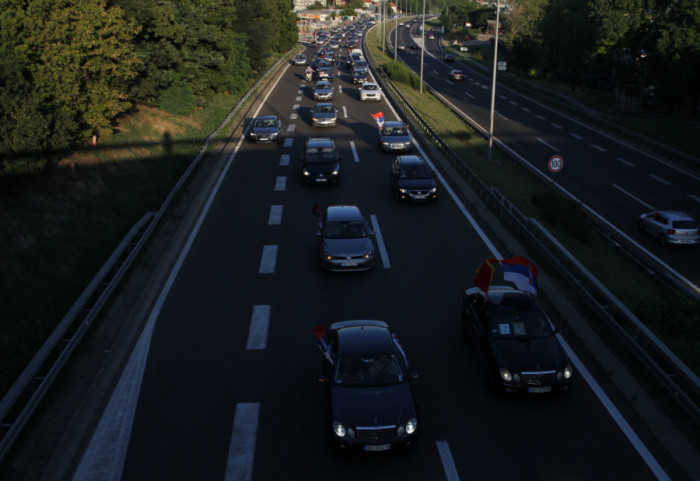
[360, 82, 382, 102]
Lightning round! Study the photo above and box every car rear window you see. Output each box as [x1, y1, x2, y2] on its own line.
[672, 221, 697, 229]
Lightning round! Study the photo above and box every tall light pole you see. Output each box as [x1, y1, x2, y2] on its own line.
[487, 0, 501, 161]
[394, 0, 399, 61]
[419, 0, 425, 93]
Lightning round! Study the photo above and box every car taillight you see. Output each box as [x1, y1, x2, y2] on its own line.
[667, 229, 676, 234]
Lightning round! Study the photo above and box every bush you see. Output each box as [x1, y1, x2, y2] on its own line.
[382, 61, 423, 90]
[531, 191, 590, 239]
[158, 77, 195, 116]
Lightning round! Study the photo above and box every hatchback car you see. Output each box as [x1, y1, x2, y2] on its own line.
[390, 155, 438, 202]
[246, 116, 282, 143]
[444, 53, 455, 62]
[317, 66, 333, 81]
[318, 320, 419, 450]
[312, 103, 338, 127]
[462, 286, 573, 393]
[314, 81, 334, 100]
[379, 121, 412, 152]
[292, 53, 307, 65]
[318, 205, 375, 271]
[449, 69, 465, 81]
[360, 82, 382, 102]
[299, 137, 341, 185]
[639, 211, 699, 246]
[352, 70, 369, 84]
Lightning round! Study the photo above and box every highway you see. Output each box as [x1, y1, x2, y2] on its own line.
[392, 20, 700, 293]
[61, 37, 691, 481]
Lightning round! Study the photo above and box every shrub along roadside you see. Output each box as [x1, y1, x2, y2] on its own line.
[366, 29, 700, 377]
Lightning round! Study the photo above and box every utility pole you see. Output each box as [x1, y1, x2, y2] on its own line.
[487, 0, 501, 161]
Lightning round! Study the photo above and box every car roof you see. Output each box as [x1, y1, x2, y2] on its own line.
[383, 121, 405, 128]
[331, 320, 394, 355]
[256, 115, 277, 120]
[483, 287, 536, 310]
[307, 137, 334, 148]
[326, 204, 363, 221]
[651, 211, 694, 220]
[396, 155, 426, 166]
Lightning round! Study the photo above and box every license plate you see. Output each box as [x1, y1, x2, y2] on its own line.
[413, 195, 427, 200]
[259, 137, 269, 141]
[528, 386, 552, 393]
[391, 144, 403, 149]
[342, 261, 357, 267]
[364, 444, 390, 452]
[315, 178, 327, 182]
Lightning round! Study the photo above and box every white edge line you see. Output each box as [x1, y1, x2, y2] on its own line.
[370, 214, 391, 269]
[436, 440, 461, 481]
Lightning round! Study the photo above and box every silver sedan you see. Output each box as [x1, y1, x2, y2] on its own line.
[639, 210, 699, 246]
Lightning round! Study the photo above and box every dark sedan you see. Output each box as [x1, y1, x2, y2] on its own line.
[299, 137, 341, 185]
[378, 121, 412, 152]
[318, 320, 419, 451]
[390, 155, 438, 202]
[461, 286, 573, 393]
[312, 103, 338, 127]
[246, 116, 282, 143]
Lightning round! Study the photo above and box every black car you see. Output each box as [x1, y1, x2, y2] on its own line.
[378, 120, 412, 152]
[318, 320, 419, 451]
[246, 115, 282, 143]
[390, 155, 438, 202]
[352, 70, 369, 84]
[461, 286, 573, 393]
[299, 137, 341, 185]
[444, 53, 455, 62]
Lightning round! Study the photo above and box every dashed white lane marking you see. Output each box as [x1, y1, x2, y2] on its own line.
[290, 113, 298, 120]
[246, 306, 270, 350]
[592, 144, 607, 152]
[225, 403, 260, 481]
[570, 133, 583, 140]
[259, 245, 278, 274]
[688, 194, 700, 204]
[617, 157, 635, 167]
[537, 137, 560, 152]
[274, 176, 286, 191]
[286, 124, 295, 133]
[295, 96, 302, 102]
[343, 106, 348, 118]
[649, 174, 671, 186]
[612, 184, 655, 210]
[280, 153, 290, 165]
[535, 114, 545, 120]
[370, 214, 391, 269]
[350, 141, 360, 163]
[436, 441, 460, 481]
[464, 91, 475, 99]
[550, 122, 562, 129]
[268, 205, 283, 225]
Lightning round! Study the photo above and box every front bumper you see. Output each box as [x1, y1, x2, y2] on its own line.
[396, 188, 438, 203]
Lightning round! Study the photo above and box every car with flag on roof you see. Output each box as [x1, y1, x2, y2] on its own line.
[463, 258, 573, 394]
[378, 120, 412, 153]
[313, 321, 419, 452]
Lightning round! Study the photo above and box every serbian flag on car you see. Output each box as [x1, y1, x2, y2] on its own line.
[474, 257, 498, 293]
[392, 333, 409, 368]
[501, 256, 538, 295]
[312, 325, 334, 364]
[371, 111, 385, 127]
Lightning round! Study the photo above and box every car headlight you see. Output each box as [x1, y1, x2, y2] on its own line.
[331, 168, 339, 175]
[563, 364, 573, 379]
[398, 188, 408, 194]
[363, 249, 373, 259]
[499, 368, 519, 382]
[333, 421, 346, 437]
[430, 187, 438, 193]
[404, 141, 412, 146]
[303, 169, 310, 176]
[381, 141, 390, 146]
[405, 417, 418, 435]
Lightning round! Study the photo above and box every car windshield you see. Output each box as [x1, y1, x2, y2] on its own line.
[254, 118, 276, 128]
[363, 84, 378, 90]
[306, 147, 336, 163]
[488, 307, 553, 339]
[324, 219, 368, 239]
[315, 105, 335, 113]
[401, 164, 431, 179]
[334, 353, 404, 386]
[382, 126, 408, 136]
[316, 83, 330, 90]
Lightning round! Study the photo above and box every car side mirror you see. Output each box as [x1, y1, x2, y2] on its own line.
[318, 374, 329, 383]
[409, 370, 419, 380]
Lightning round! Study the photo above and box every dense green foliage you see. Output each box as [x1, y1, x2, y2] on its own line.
[0, 0, 298, 176]
[441, 0, 700, 115]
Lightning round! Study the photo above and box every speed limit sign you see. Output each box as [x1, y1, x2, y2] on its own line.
[548, 155, 564, 173]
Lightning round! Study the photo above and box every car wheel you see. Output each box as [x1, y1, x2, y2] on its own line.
[659, 234, 667, 246]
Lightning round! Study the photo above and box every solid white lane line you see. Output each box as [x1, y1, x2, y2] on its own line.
[350, 141, 360, 163]
[274, 176, 287, 191]
[436, 441, 461, 481]
[259, 245, 278, 274]
[612, 184, 655, 210]
[225, 403, 260, 481]
[649, 174, 671, 186]
[537, 137, 560, 152]
[280, 154, 290, 166]
[370, 214, 391, 269]
[247, 306, 270, 350]
[268, 205, 283, 225]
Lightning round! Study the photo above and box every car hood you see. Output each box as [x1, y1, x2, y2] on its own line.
[251, 126, 279, 135]
[398, 178, 435, 190]
[323, 237, 373, 256]
[331, 383, 416, 427]
[313, 112, 336, 119]
[489, 336, 568, 372]
[305, 161, 338, 174]
[315, 88, 333, 94]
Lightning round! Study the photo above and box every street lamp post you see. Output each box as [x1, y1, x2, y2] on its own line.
[394, 0, 399, 61]
[420, 0, 425, 93]
[487, 0, 501, 161]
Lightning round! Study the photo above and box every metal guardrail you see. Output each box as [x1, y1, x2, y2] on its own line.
[364, 31, 700, 423]
[0, 50, 296, 464]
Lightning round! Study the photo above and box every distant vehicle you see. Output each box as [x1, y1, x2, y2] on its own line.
[351, 60, 369, 74]
[444, 53, 455, 62]
[352, 70, 369, 84]
[318, 320, 418, 450]
[246, 116, 282, 143]
[360, 82, 382, 102]
[409, 42, 419, 50]
[379, 121, 412, 153]
[461, 286, 573, 394]
[390, 155, 438, 202]
[299, 137, 341, 185]
[459, 45, 469, 52]
[317, 206, 376, 271]
[314, 80, 334, 100]
[398, 43, 406, 50]
[292, 53, 307, 65]
[312, 103, 338, 127]
[427, 32, 435, 39]
[449, 69, 465, 81]
[639, 211, 700, 246]
[317, 66, 334, 81]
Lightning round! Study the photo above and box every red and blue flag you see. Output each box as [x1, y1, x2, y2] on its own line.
[312, 325, 334, 364]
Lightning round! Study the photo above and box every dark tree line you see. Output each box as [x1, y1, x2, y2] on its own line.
[441, 0, 700, 114]
[0, 0, 298, 175]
